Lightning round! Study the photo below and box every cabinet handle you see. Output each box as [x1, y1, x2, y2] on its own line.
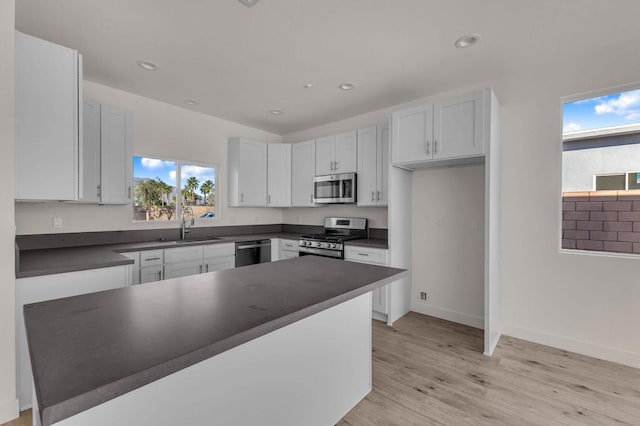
[371, 191, 375, 202]
[128, 186, 132, 199]
[145, 257, 161, 261]
[334, 161, 339, 171]
[330, 161, 334, 171]
[310, 194, 313, 203]
[376, 190, 380, 201]
[241, 193, 244, 203]
[205, 264, 209, 272]
[268, 194, 271, 204]
[425, 140, 430, 154]
[96, 185, 101, 198]
[199, 265, 203, 273]
[157, 271, 162, 280]
[357, 252, 369, 256]
[434, 139, 438, 154]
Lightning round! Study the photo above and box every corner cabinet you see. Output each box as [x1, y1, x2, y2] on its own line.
[392, 89, 486, 167]
[82, 99, 133, 204]
[291, 140, 316, 207]
[267, 143, 291, 207]
[357, 126, 389, 206]
[228, 138, 268, 206]
[15, 31, 83, 201]
[315, 130, 357, 175]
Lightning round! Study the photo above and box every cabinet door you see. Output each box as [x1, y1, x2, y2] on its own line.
[334, 130, 357, 173]
[291, 140, 316, 207]
[100, 105, 132, 204]
[371, 287, 388, 315]
[164, 260, 203, 279]
[164, 245, 203, 264]
[15, 32, 81, 201]
[392, 104, 433, 164]
[238, 140, 267, 206]
[377, 126, 389, 206]
[315, 135, 335, 176]
[433, 90, 484, 159]
[203, 256, 236, 272]
[267, 143, 291, 207]
[81, 98, 101, 202]
[120, 251, 140, 285]
[140, 266, 164, 283]
[357, 127, 378, 206]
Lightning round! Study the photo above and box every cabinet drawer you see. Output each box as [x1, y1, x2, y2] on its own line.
[140, 250, 164, 267]
[203, 243, 235, 258]
[279, 239, 299, 252]
[164, 246, 203, 264]
[344, 246, 388, 265]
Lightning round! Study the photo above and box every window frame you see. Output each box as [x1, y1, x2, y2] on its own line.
[132, 155, 219, 224]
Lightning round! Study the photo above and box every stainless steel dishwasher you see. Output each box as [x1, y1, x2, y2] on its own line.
[235, 239, 272, 267]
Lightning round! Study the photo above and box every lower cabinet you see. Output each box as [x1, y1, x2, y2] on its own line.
[141, 265, 164, 283]
[164, 260, 202, 279]
[15, 265, 131, 409]
[272, 238, 300, 261]
[344, 246, 390, 320]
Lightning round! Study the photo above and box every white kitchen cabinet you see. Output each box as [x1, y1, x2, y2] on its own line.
[16, 266, 130, 409]
[267, 143, 291, 207]
[315, 131, 357, 176]
[392, 89, 486, 167]
[203, 243, 236, 272]
[120, 251, 140, 284]
[164, 260, 204, 279]
[228, 138, 268, 206]
[344, 246, 389, 319]
[291, 140, 316, 207]
[15, 31, 83, 201]
[81, 99, 133, 204]
[140, 265, 164, 283]
[357, 125, 389, 206]
[164, 246, 204, 279]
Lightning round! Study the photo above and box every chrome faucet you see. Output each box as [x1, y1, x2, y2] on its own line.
[181, 206, 195, 240]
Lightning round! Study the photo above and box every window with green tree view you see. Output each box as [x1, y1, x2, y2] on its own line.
[133, 156, 216, 222]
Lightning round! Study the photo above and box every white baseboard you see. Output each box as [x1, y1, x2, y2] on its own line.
[410, 303, 484, 329]
[0, 397, 19, 424]
[503, 323, 640, 369]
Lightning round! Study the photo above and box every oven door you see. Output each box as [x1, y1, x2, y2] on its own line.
[299, 247, 343, 259]
[313, 173, 356, 203]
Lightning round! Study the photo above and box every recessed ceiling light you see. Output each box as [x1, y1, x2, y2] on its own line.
[184, 100, 198, 106]
[303, 83, 314, 89]
[136, 60, 158, 71]
[270, 109, 283, 115]
[455, 34, 480, 48]
[237, 0, 260, 7]
[339, 83, 355, 91]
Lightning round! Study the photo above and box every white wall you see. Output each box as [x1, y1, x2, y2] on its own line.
[0, 1, 18, 422]
[15, 81, 285, 235]
[563, 144, 640, 191]
[410, 165, 485, 329]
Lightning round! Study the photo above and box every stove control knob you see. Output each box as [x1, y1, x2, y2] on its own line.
[330, 243, 336, 249]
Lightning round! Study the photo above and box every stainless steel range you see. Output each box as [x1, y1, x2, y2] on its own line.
[299, 217, 367, 259]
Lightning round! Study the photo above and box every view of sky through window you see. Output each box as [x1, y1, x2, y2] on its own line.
[563, 89, 640, 134]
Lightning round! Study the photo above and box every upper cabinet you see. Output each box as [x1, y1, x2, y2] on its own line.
[392, 89, 487, 167]
[291, 140, 316, 207]
[357, 126, 389, 206]
[267, 143, 291, 207]
[315, 130, 357, 175]
[15, 32, 83, 201]
[228, 138, 267, 206]
[82, 99, 133, 204]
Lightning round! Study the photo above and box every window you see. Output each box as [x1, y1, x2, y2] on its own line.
[561, 88, 640, 255]
[133, 156, 216, 222]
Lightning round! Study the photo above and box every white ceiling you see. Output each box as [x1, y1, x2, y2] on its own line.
[15, 0, 640, 135]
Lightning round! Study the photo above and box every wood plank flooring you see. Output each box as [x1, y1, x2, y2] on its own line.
[4, 312, 639, 426]
[339, 312, 640, 426]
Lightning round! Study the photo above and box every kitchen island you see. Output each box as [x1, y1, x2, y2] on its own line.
[24, 256, 406, 426]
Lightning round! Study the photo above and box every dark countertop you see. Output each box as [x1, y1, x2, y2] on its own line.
[345, 238, 389, 249]
[24, 256, 407, 426]
[16, 232, 307, 278]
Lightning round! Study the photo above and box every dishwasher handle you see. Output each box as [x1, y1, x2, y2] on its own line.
[235, 240, 272, 250]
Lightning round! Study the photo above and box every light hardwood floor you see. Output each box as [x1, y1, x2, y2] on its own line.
[5, 312, 639, 426]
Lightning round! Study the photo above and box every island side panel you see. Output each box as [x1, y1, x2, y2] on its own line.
[49, 293, 373, 426]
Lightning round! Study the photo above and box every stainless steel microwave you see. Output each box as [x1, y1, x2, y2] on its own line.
[313, 172, 357, 204]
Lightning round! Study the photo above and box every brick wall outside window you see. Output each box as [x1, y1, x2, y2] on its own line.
[562, 190, 640, 254]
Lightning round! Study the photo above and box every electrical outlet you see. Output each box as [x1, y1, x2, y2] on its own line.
[419, 291, 427, 301]
[53, 217, 63, 229]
